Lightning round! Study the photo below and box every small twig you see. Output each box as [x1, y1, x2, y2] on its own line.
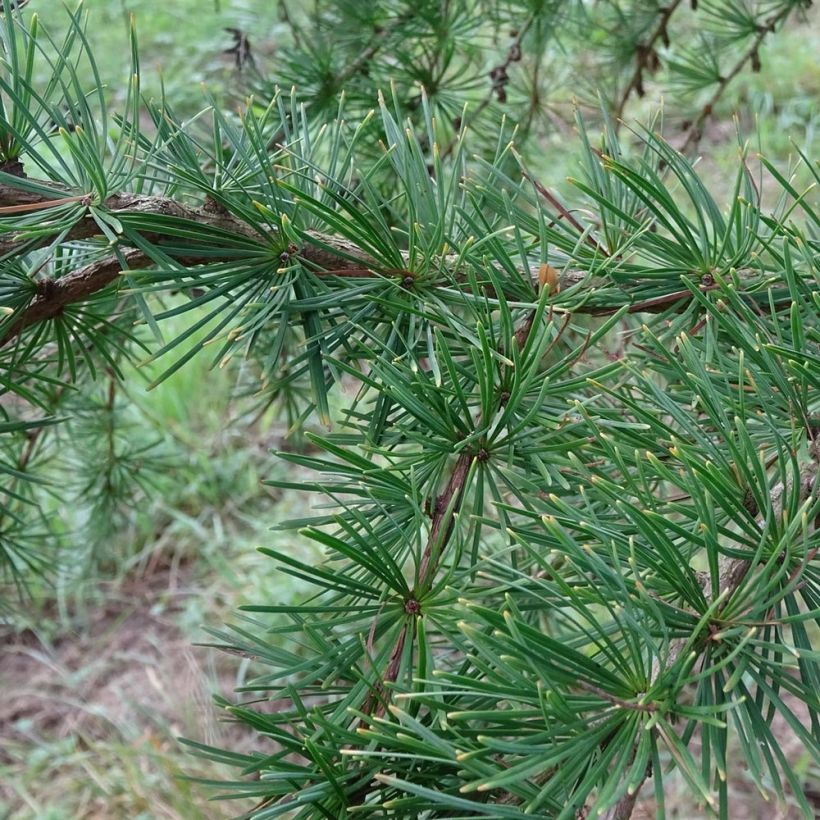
[615, 0, 684, 126]
[604, 437, 820, 819]
[678, 7, 792, 154]
[525, 173, 610, 257]
[265, 19, 402, 150]
[336, 30, 391, 88]
[0, 380, 70, 518]
[361, 620, 412, 719]
[417, 451, 474, 588]
[575, 680, 657, 713]
[440, 15, 535, 159]
[360, 305, 542, 729]
[15, 426, 42, 473]
[0, 193, 91, 214]
[602, 790, 644, 820]
[223, 28, 254, 71]
[277, 1, 303, 49]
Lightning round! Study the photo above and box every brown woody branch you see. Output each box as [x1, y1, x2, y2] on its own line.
[526, 173, 610, 257]
[417, 450, 475, 588]
[0, 187, 254, 252]
[1, 249, 151, 345]
[0, 179, 811, 353]
[360, 619, 412, 719]
[359, 449, 476, 723]
[0, 181, 385, 271]
[0, 181, 380, 347]
[359, 303, 542, 727]
[0, 180, 570, 352]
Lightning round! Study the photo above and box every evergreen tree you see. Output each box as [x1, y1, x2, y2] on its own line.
[1, 1, 817, 816]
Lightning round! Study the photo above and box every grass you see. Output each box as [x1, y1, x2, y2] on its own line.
[25, 0, 285, 114]
[1, 2, 817, 818]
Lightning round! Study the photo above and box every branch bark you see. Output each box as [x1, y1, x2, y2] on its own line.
[0, 180, 574, 351]
[1, 249, 151, 345]
[0, 181, 380, 347]
[0, 178, 812, 351]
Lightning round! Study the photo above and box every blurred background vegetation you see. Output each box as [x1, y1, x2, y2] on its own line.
[0, 0, 816, 817]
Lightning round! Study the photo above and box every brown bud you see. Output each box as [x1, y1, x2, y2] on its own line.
[538, 263, 561, 295]
[751, 49, 761, 73]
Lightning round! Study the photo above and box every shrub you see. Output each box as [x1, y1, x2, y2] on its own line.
[1, 1, 817, 816]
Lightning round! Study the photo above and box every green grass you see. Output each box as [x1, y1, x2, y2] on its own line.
[25, 0, 284, 114]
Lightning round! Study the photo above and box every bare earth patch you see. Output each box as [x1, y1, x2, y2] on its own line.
[0, 568, 257, 819]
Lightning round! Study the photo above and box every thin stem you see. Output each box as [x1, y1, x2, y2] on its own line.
[277, 0, 304, 49]
[440, 13, 536, 160]
[603, 436, 820, 819]
[679, 7, 792, 154]
[417, 450, 474, 588]
[615, 0, 684, 126]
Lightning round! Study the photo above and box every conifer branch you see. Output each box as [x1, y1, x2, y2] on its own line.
[615, 0, 684, 124]
[0, 181, 378, 346]
[603, 435, 820, 819]
[2, 5, 817, 814]
[679, 5, 792, 153]
[1, 179, 815, 350]
[360, 307, 541, 725]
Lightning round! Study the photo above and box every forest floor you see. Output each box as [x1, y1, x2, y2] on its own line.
[0, 561, 257, 819]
